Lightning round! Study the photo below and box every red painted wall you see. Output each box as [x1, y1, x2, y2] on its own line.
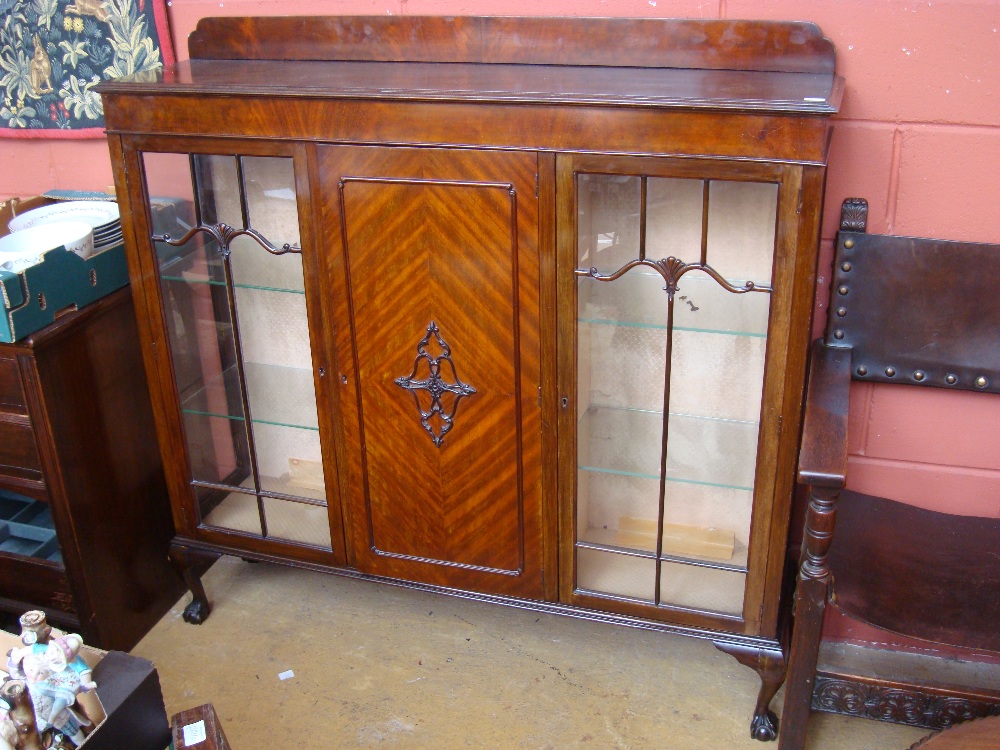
[4, 0, 997, 657]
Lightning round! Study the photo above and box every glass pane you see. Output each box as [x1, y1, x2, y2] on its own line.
[233, 286, 313, 371]
[579, 407, 756, 489]
[657, 271, 767, 584]
[574, 169, 774, 611]
[193, 154, 241, 227]
[577, 173, 641, 274]
[577, 547, 655, 602]
[243, 157, 300, 246]
[182, 411, 245, 488]
[261, 498, 332, 547]
[254, 423, 326, 504]
[658, 562, 746, 617]
[706, 180, 778, 287]
[577, 469, 658, 549]
[645, 176, 703, 262]
[0, 490, 62, 563]
[231, 156, 304, 293]
[201, 491, 262, 536]
[143, 151, 331, 547]
[581, 317, 665, 412]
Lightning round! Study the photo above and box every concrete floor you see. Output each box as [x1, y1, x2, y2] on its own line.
[133, 557, 929, 749]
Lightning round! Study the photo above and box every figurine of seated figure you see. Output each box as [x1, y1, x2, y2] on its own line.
[8, 635, 95, 747]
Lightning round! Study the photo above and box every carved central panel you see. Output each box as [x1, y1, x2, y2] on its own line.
[394, 321, 477, 447]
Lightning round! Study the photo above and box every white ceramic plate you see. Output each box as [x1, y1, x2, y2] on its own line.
[9, 201, 120, 233]
[0, 221, 95, 271]
[93, 221, 121, 234]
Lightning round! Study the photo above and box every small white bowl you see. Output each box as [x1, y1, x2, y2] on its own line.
[0, 222, 95, 272]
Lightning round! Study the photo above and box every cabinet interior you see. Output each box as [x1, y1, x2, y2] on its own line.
[143, 152, 331, 550]
[574, 173, 777, 617]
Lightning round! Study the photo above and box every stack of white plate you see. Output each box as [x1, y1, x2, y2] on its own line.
[8, 201, 122, 254]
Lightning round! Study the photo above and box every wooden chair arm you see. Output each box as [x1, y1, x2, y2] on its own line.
[797, 340, 851, 489]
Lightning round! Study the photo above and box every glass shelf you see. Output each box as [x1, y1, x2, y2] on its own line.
[580, 321, 767, 421]
[578, 405, 758, 491]
[160, 272, 305, 297]
[576, 468, 752, 565]
[158, 242, 306, 297]
[180, 361, 318, 431]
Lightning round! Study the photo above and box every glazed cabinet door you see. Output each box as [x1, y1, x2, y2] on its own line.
[557, 154, 807, 634]
[319, 146, 545, 599]
[129, 143, 346, 564]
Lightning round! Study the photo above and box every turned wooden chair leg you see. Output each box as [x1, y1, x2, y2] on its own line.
[169, 544, 221, 624]
[778, 484, 841, 750]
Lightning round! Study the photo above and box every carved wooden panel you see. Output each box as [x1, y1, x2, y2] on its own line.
[813, 675, 1000, 731]
[321, 145, 543, 598]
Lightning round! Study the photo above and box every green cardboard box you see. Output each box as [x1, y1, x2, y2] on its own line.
[0, 195, 130, 343]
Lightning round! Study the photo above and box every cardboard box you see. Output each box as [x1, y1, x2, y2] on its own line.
[1, 629, 170, 750]
[0, 194, 129, 343]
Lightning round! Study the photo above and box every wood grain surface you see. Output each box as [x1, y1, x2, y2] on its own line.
[321, 145, 544, 598]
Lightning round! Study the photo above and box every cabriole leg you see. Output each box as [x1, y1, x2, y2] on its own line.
[168, 544, 220, 624]
[714, 641, 786, 741]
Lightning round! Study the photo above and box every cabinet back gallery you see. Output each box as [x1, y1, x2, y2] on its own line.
[98, 15, 841, 737]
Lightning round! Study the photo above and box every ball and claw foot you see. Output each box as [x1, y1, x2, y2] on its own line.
[182, 598, 210, 624]
[751, 710, 779, 742]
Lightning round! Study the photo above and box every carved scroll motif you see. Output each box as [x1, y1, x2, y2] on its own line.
[153, 222, 300, 257]
[576, 256, 770, 299]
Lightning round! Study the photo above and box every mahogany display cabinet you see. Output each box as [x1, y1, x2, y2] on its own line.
[98, 15, 842, 738]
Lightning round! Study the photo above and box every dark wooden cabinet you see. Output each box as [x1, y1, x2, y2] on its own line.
[98, 15, 840, 737]
[0, 288, 184, 650]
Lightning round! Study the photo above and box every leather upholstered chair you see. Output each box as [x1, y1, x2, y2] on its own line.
[778, 198, 1000, 749]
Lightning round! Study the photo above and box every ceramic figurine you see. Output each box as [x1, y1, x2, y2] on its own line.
[4, 612, 51, 683]
[0, 680, 43, 750]
[16, 613, 51, 648]
[7, 634, 95, 747]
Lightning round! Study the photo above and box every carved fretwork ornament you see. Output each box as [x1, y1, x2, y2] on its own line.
[576, 256, 770, 299]
[394, 321, 477, 447]
[153, 222, 300, 257]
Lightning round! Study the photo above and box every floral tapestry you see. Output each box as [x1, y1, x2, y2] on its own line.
[0, 0, 174, 138]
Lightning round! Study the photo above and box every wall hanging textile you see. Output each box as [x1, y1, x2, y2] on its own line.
[1, 0, 174, 138]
